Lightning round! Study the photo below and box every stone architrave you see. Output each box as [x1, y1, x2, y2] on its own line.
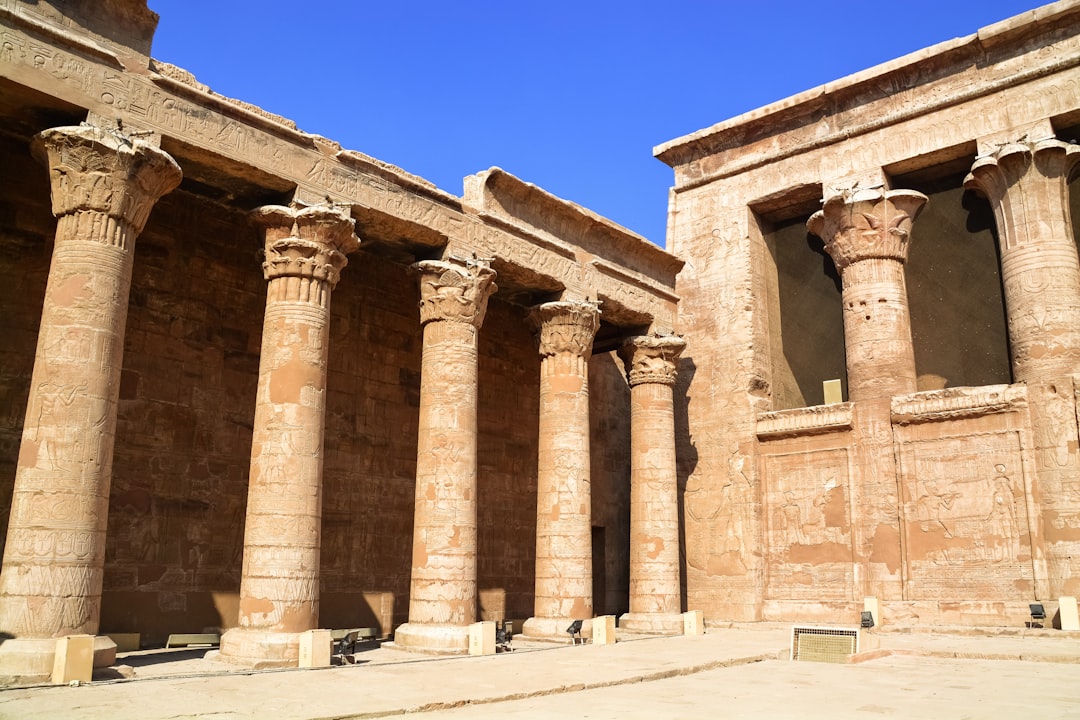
[522, 301, 600, 641]
[808, 188, 927, 402]
[965, 137, 1080, 383]
[394, 259, 497, 654]
[618, 334, 687, 635]
[218, 204, 358, 667]
[0, 123, 181, 681]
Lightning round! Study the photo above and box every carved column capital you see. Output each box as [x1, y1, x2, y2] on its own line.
[253, 204, 359, 289]
[530, 301, 600, 359]
[807, 189, 927, 271]
[414, 259, 498, 327]
[965, 138, 1080, 251]
[619, 334, 686, 387]
[32, 123, 182, 241]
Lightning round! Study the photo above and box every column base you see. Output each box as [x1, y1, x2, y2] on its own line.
[521, 616, 592, 642]
[217, 628, 302, 668]
[618, 612, 684, 636]
[391, 622, 469, 655]
[0, 635, 117, 685]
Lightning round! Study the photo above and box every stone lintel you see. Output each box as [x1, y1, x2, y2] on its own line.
[463, 167, 684, 285]
[655, 3, 1080, 186]
[890, 384, 1028, 425]
[756, 403, 855, 440]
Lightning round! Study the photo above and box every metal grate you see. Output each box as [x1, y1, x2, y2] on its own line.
[790, 625, 858, 664]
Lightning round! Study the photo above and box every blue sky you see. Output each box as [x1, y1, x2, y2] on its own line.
[149, 1, 1043, 248]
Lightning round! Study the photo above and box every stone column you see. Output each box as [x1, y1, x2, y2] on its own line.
[394, 259, 497, 654]
[0, 124, 181, 681]
[967, 131, 1080, 600]
[618, 334, 686, 634]
[965, 136, 1080, 383]
[218, 205, 358, 667]
[807, 188, 927, 402]
[522, 301, 600, 640]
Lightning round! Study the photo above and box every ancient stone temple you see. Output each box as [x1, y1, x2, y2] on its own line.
[0, 0, 1078, 685]
[657, 2, 1080, 626]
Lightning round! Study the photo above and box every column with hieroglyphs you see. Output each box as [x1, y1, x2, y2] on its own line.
[394, 259, 497, 654]
[0, 123, 181, 681]
[219, 204, 358, 667]
[807, 188, 927, 402]
[522, 301, 599, 641]
[619, 334, 686, 635]
[966, 125, 1080, 598]
[965, 127, 1080, 383]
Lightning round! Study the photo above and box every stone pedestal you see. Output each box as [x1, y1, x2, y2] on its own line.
[0, 124, 180, 682]
[618, 334, 686, 635]
[965, 136, 1080, 383]
[523, 302, 599, 641]
[219, 204, 358, 667]
[808, 188, 926, 402]
[394, 260, 497, 654]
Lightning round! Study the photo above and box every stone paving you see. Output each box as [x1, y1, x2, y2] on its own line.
[1, 625, 1078, 719]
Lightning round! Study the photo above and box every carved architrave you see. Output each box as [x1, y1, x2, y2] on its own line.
[807, 188, 927, 271]
[32, 123, 182, 246]
[620, 334, 686, 387]
[414, 259, 498, 327]
[530, 301, 600, 359]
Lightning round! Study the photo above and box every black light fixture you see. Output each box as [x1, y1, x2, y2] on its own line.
[1030, 603, 1046, 628]
[860, 611, 875, 629]
[567, 619, 584, 645]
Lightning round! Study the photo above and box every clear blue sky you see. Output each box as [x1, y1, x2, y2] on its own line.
[149, 1, 1043, 247]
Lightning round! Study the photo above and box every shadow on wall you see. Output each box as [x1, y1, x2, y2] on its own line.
[674, 357, 697, 610]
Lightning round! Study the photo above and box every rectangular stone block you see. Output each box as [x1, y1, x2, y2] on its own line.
[863, 596, 881, 628]
[469, 621, 495, 656]
[823, 379, 843, 405]
[1059, 596, 1079, 631]
[298, 629, 332, 668]
[683, 610, 705, 636]
[592, 615, 617, 645]
[106, 633, 140, 652]
[51, 635, 94, 684]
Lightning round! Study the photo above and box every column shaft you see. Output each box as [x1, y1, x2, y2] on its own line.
[0, 124, 180, 682]
[523, 302, 599, 640]
[395, 260, 496, 654]
[619, 334, 685, 635]
[219, 204, 358, 667]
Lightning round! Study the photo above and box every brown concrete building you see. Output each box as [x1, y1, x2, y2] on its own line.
[0, 0, 1078, 685]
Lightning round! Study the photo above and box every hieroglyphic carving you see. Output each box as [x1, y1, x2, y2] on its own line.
[896, 432, 1034, 599]
[762, 449, 853, 600]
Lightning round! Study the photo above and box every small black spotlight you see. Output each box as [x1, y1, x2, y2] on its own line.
[567, 619, 584, 645]
[1029, 603, 1046, 628]
[860, 611, 875, 629]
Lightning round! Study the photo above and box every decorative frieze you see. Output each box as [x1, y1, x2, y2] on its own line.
[891, 385, 1028, 425]
[756, 403, 855, 439]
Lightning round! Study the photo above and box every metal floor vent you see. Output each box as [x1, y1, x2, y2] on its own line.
[790, 625, 859, 664]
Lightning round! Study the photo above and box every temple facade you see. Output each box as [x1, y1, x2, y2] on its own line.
[657, 1, 1080, 626]
[0, 0, 1077, 685]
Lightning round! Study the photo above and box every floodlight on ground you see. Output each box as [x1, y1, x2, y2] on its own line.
[1029, 603, 1046, 628]
[860, 611, 875, 629]
[567, 619, 584, 645]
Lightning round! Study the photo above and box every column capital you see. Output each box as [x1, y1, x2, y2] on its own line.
[530, 301, 600, 359]
[620, 334, 686, 387]
[413, 259, 498, 327]
[807, 189, 927, 271]
[253, 204, 359, 289]
[32, 123, 181, 238]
